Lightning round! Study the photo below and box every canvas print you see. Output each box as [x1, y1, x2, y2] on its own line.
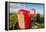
[5, 1, 44, 30]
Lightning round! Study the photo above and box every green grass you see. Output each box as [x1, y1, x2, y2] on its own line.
[9, 14, 17, 29]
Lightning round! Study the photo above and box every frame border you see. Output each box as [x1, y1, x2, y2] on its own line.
[5, 1, 45, 31]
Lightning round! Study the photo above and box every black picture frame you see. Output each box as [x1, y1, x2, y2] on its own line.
[5, 1, 45, 31]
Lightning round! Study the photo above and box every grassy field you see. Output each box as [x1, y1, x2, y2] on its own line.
[9, 13, 18, 29]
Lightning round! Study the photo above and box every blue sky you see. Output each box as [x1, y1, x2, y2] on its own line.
[9, 3, 44, 14]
